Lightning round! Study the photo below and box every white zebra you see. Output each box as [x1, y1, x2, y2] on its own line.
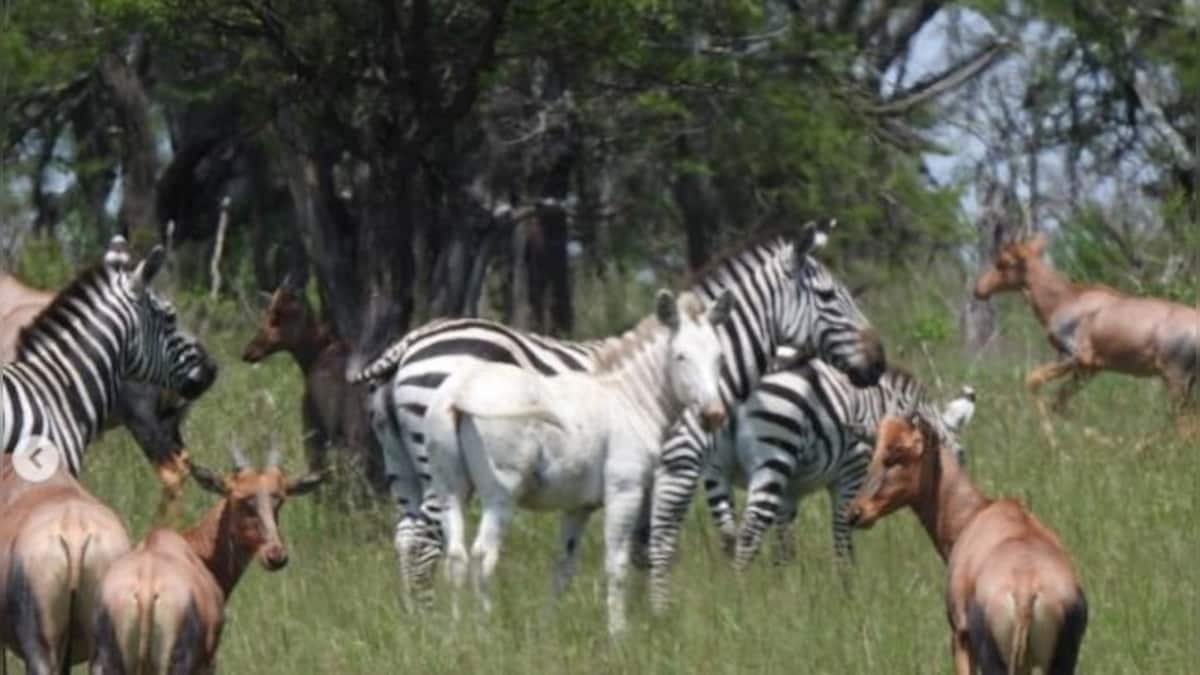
[434, 289, 732, 635]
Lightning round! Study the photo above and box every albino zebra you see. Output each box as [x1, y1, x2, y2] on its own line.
[352, 221, 887, 612]
[705, 361, 973, 570]
[1, 237, 217, 477]
[441, 289, 731, 635]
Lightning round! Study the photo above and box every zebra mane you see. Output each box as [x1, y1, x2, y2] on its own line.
[681, 233, 792, 290]
[590, 293, 712, 374]
[680, 219, 832, 290]
[15, 263, 115, 358]
[590, 312, 668, 374]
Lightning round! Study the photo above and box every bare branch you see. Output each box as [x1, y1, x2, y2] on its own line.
[868, 39, 1012, 115]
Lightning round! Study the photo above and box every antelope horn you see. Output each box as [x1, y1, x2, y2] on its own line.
[266, 433, 282, 469]
[230, 436, 250, 471]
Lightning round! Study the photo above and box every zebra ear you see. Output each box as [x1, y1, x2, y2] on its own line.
[130, 246, 167, 294]
[707, 289, 734, 326]
[104, 236, 132, 271]
[655, 289, 680, 330]
[795, 222, 817, 258]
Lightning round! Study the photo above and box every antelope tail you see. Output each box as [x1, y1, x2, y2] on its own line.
[57, 534, 91, 675]
[134, 591, 157, 675]
[1007, 590, 1036, 675]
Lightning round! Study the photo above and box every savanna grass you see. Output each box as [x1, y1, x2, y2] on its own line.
[9, 283, 1198, 674]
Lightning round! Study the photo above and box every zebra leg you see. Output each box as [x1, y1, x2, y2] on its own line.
[603, 484, 643, 637]
[370, 384, 436, 611]
[630, 488, 652, 571]
[733, 462, 790, 571]
[831, 451, 866, 591]
[703, 429, 740, 558]
[439, 487, 472, 618]
[704, 473, 738, 559]
[647, 419, 706, 616]
[469, 500, 513, 615]
[553, 508, 595, 597]
[771, 500, 798, 566]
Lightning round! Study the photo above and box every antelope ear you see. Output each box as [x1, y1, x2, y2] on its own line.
[707, 290, 734, 326]
[130, 246, 166, 294]
[655, 289, 680, 330]
[286, 470, 329, 497]
[911, 414, 940, 456]
[1028, 232, 1048, 256]
[190, 463, 229, 496]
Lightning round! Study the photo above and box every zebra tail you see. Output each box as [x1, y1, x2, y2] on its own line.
[450, 403, 565, 431]
[348, 328, 426, 384]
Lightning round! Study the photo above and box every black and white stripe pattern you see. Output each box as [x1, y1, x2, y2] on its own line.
[353, 221, 886, 608]
[1, 238, 216, 476]
[704, 360, 967, 570]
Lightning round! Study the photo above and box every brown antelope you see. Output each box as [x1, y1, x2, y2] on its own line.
[241, 277, 382, 487]
[0, 270, 213, 524]
[974, 234, 1199, 423]
[0, 456, 132, 675]
[847, 415, 1088, 675]
[89, 442, 325, 675]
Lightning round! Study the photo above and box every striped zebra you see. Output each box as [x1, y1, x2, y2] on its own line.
[1, 237, 217, 477]
[704, 360, 971, 570]
[352, 221, 887, 611]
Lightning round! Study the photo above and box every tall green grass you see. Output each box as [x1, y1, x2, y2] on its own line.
[8, 275, 1199, 674]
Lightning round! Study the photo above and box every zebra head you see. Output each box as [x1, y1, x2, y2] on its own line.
[788, 224, 886, 387]
[109, 239, 218, 400]
[657, 289, 734, 431]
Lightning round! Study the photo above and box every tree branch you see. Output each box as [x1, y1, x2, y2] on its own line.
[868, 39, 1012, 115]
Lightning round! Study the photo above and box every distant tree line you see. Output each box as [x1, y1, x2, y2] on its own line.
[1, 1, 1195, 358]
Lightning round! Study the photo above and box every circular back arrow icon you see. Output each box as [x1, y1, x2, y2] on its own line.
[12, 435, 62, 483]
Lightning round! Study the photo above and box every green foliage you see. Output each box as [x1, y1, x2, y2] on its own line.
[904, 310, 955, 345]
[1053, 204, 1198, 304]
[11, 234, 74, 289]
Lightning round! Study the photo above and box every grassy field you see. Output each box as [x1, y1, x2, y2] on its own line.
[10, 283, 1199, 674]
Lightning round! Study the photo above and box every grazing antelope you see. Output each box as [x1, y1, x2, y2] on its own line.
[241, 276, 382, 487]
[0, 456, 132, 675]
[89, 443, 325, 675]
[0, 259, 217, 524]
[442, 289, 732, 635]
[974, 233, 1199, 424]
[847, 414, 1088, 674]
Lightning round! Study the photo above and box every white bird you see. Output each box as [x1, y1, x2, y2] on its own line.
[941, 385, 977, 433]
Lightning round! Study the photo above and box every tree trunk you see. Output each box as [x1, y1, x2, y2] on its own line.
[98, 40, 160, 244]
[672, 136, 719, 271]
[354, 161, 416, 358]
[961, 180, 1014, 356]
